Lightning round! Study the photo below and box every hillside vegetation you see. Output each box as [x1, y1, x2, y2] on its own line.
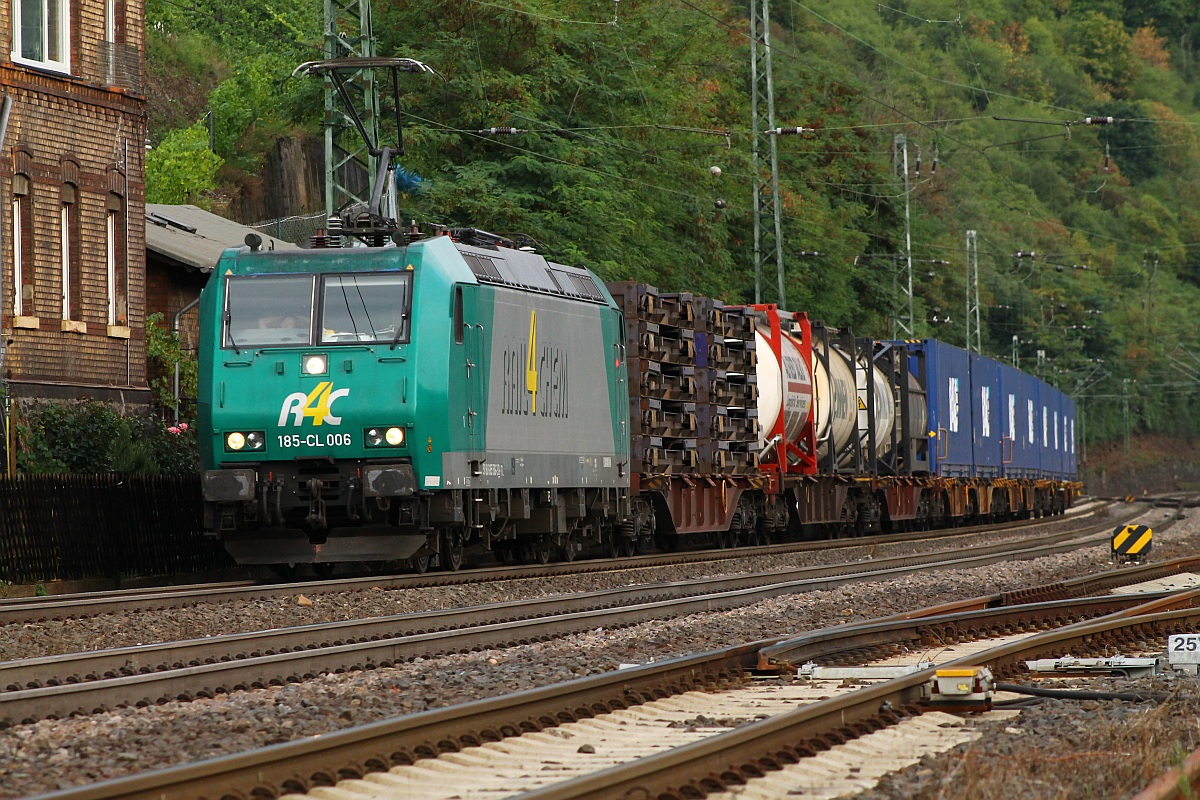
[144, 0, 1200, 447]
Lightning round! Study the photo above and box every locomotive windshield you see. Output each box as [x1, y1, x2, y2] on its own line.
[320, 273, 412, 345]
[223, 275, 315, 348]
[221, 272, 412, 349]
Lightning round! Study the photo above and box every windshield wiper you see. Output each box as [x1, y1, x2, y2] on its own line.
[225, 307, 241, 354]
[390, 313, 408, 350]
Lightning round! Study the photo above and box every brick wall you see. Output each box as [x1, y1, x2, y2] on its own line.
[0, 0, 148, 401]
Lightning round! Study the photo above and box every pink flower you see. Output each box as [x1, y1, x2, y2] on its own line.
[167, 426, 181, 435]
[179, 423, 189, 432]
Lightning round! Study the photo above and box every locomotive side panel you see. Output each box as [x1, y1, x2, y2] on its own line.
[444, 285, 625, 490]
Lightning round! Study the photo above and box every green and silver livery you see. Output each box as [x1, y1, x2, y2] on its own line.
[199, 235, 631, 569]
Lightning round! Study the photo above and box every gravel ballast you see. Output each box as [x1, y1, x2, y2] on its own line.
[0, 503, 1193, 798]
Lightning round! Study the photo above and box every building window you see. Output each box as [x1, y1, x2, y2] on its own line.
[60, 183, 80, 321]
[12, 197, 21, 316]
[106, 193, 126, 325]
[12, 0, 71, 73]
[11, 173, 32, 318]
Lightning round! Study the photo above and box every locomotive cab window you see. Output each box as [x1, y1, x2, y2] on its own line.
[224, 275, 315, 348]
[320, 272, 412, 345]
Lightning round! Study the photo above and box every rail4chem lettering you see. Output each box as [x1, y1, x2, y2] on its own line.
[278, 382, 350, 426]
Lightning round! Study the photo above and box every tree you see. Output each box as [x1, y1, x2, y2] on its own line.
[145, 123, 224, 205]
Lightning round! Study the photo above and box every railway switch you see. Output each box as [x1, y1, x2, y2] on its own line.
[923, 667, 994, 711]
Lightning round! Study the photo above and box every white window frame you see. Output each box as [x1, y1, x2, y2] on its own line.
[12, 197, 22, 316]
[60, 204, 69, 318]
[106, 210, 117, 324]
[12, 0, 71, 74]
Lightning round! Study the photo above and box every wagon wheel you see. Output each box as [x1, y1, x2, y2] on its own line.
[620, 532, 640, 557]
[441, 528, 465, 572]
[839, 498, 860, 538]
[534, 536, 553, 565]
[410, 553, 432, 574]
[604, 526, 621, 559]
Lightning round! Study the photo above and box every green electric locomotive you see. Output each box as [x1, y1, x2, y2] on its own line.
[198, 231, 631, 570]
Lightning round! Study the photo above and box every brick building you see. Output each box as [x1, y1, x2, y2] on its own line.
[0, 0, 147, 416]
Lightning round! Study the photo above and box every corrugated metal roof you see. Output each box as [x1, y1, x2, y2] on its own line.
[145, 203, 298, 273]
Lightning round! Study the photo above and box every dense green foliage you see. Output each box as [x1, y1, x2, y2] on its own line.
[17, 401, 199, 476]
[145, 123, 224, 205]
[145, 312, 199, 419]
[145, 0, 1200, 446]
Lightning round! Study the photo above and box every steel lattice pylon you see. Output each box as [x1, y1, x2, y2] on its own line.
[966, 229, 981, 352]
[750, 0, 785, 306]
[324, 0, 380, 222]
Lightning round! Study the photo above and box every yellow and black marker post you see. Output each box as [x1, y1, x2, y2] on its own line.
[1112, 524, 1152, 563]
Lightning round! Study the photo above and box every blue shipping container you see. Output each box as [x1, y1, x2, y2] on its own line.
[909, 340, 974, 477]
[969, 353, 1002, 477]
[997, 362, 1041, 478]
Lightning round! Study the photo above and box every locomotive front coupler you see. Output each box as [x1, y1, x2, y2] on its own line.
[256, 476, 284, 527]
[305, 478, 329, 535]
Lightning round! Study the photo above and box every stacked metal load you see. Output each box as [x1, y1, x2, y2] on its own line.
[698, 298, 759, 475]
[607, 282, 758, 478]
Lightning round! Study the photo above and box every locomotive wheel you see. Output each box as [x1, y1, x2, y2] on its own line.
[269, 564, 299, 581]
[620, 535, 638, 557]
[560, 533, 579, 562]
[410, 554, 432, 574]
[441, 529, 465, 572]
[534, 537, 553, 564]
[496, 541, 522, 565]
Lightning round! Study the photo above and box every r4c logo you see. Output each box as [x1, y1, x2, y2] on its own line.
[279, 382, 350, 426]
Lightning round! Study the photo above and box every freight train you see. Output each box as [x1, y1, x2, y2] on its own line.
[197, 228, 1080, 571]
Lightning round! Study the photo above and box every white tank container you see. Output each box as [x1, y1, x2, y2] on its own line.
[754, 328, 814, 456]
[812, 341, 857, 464]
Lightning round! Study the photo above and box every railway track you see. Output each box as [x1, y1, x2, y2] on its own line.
[0, 501, 1114, 626]
[24, 556, 1200, 800]
[0, 510, 1166, 728]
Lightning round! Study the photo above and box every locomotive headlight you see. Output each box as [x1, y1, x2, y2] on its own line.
[225, 431, 266, 452]
[365, 426, 406, 448]
[303, 354, 328, 375]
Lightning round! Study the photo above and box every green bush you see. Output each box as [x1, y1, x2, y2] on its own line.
[16, 401, 199, 476]
[146, 312, 198, 423]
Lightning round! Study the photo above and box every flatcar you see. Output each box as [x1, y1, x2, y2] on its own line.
[198, 229, 1079, 571]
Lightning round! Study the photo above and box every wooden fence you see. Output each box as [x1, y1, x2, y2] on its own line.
[0, 474, 234, 584]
